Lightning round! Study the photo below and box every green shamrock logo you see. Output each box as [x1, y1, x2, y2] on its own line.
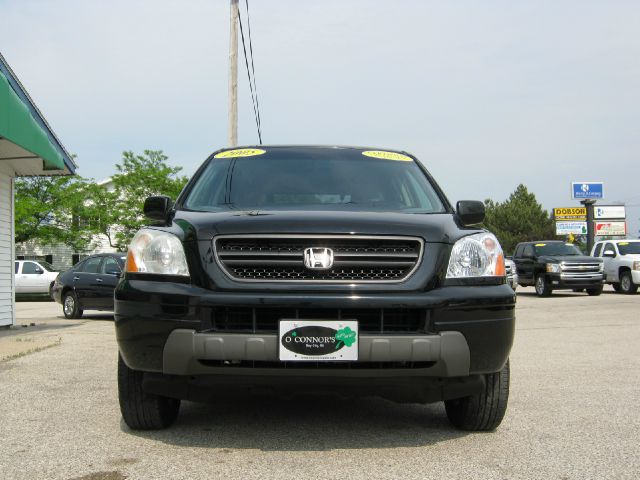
[291, 331, 297, 337]
[335, 327, 357, 349]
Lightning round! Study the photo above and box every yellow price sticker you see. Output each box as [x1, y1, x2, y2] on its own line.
[214, 148, 266, 158]
[362, 150, 413, 162]
[535, 243, 546, 247]
[619, 242, 629, 246]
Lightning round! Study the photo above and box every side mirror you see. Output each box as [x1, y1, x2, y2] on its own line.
[602, 250, 616, 258]
[456, 200, 485, 226]
[144, 196, 173, 222]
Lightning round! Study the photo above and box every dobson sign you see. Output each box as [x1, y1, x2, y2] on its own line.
[554, 207, 587, 221]
[572, 182, 604, 200]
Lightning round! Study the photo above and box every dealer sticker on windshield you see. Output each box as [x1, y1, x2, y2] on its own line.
[279, 320, 358, 361]
[214, 148, 266, 158]
[362, 150, 412, 162]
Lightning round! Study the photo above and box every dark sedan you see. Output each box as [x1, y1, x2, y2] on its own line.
[52, 253, 126, 319]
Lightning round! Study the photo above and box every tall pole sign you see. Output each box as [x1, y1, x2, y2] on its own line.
[571, 182, 604, 252]
[228, 0, 239, 147]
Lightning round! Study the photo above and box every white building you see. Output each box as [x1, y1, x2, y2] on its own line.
[0, 53, 77, 327]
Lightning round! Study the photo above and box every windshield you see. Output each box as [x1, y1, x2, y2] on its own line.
[617, 242, 640, 255]
[38, 261, 57, 272]
[534, 243, 583, 256]
[183, 148, 446, 213]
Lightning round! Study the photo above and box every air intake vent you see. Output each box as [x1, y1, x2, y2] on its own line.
[214, 235, 423, 283]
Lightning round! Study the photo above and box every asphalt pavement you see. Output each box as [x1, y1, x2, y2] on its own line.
[0, 287, 638, 480]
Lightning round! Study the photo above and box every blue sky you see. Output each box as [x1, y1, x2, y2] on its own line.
[2, 0, 639, 236]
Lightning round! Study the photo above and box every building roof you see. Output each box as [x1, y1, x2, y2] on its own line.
[0, 52, 76, 175]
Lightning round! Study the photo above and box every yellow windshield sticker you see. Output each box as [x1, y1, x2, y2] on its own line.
[214, 148, 266, 158]
[362, 150, 412, 162]
[619, 242, 629, 246]
[535, 243, 546, 247]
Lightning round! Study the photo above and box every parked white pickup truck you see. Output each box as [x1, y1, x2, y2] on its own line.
[14, 260, 60, 296]
[590, 240, 640, 294]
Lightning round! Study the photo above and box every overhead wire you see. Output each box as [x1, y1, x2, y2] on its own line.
[245, 0, 261, 139]
[238, 2, 262, 144]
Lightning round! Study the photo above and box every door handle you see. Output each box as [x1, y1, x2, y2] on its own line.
[73, 276, 80, 281]
[96, 278, 103, 283]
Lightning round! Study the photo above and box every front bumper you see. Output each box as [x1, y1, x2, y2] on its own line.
[51, 284, 63, 303]
[631, 270, 640, 284]
[548, 273, 604, 289]
[115, 279, 515, 377]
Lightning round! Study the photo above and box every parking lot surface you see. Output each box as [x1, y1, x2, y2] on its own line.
[1, 288, 639, 480]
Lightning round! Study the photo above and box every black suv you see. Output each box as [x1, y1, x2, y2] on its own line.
[115, 146, 515, 431]
[512, 241, 604, 297]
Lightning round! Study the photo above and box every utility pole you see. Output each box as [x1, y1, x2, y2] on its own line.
[228, 0, 239, 147]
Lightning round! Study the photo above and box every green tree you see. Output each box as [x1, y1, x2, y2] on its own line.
[97, 150, 189, 249]
[14, 176, 96, 250]
[483, 184, 557, 254]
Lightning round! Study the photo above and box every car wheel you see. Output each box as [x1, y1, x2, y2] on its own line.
[445, 360, 510, 431]
[586, 286, 603, 296]
[63, 291, 83, 319]
[612, 283, 622, 293]
[620, 271, 638, 294]
[118, 354, 180, 430]
[535, 275, 552, 297]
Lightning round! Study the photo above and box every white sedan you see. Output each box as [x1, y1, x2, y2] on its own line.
[14, 260, 59, 295]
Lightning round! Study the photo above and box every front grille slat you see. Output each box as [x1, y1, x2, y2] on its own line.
[215, 235, 423, 283]
[210, 307, 425, 334]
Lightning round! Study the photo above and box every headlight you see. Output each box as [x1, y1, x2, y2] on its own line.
[546, 263, 562, 273]
[125, 229, 189, 276]
[633, 261, 640, 271]
[446, 232, 505, 278]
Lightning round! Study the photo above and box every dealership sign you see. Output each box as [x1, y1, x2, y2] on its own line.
[595, 221, 626, 236]
[572, 182, 604, 200]
[279, 320, 358, 361]
[554, 207, 587, 221]
[594, 205, 626, 219]
[555, 221, 587, 235]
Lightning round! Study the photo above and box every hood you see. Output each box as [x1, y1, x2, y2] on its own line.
[538, 255, 602, 263]
[172, 209, 477, 244]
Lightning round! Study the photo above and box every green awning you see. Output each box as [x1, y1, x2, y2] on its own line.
[0, 70, 65, 171]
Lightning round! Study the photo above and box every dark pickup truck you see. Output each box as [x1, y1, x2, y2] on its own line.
[513, 241, 604, 297]
[115, 146, 515, 432]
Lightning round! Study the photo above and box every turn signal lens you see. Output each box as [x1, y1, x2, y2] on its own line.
[446, 232, 506, 278]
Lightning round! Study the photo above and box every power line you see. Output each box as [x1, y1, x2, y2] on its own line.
[245, 0, 261, 139]
[238, 3, 262, 144]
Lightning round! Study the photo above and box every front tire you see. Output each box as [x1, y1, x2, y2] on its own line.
[620, 271, 638, 294]
[535, 274, 552, 297]
[612, 283, 622, 293]
[445, 360, 510, 431]
[118, 354, 180, 430]
[586, 286, 603, 296]
[63, 291, 83, 319]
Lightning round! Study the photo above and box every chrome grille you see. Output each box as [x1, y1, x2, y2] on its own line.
[561, 262, 603, 279]
[214, 235, 423, 283]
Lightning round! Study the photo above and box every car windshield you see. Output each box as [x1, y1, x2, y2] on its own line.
[38, 261, 57, 272]
[617, 242, 640, 255]
[183, 148, 446, 213]
[534, 243, 582, 256]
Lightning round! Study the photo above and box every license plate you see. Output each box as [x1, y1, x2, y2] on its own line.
[279, 320, 358, 361]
